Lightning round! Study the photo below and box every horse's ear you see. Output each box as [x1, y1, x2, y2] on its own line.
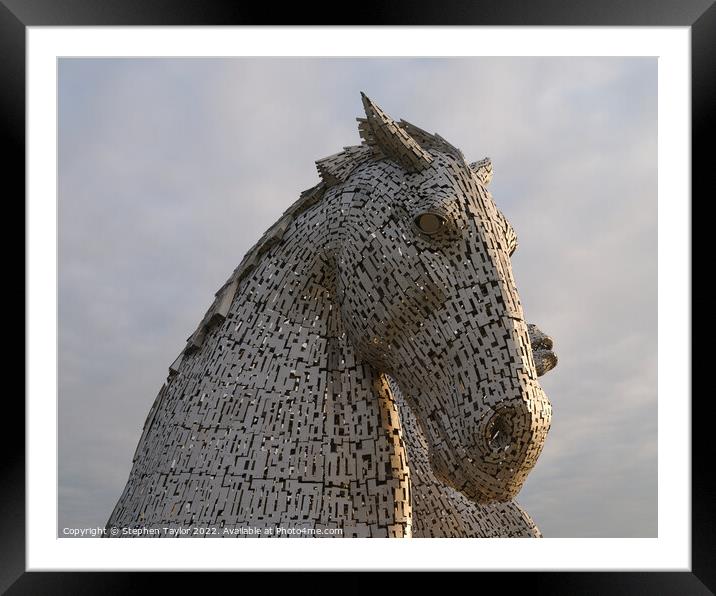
[316, 145, 372, 186]
[357, 92, 433, 173]
[469, 157, 493, 185]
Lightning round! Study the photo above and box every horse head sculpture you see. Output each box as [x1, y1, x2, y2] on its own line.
[324, 94, 553, 503]
[107, 93, 557, 538]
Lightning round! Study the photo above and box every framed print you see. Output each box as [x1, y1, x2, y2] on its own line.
[9, 0, 709, 591]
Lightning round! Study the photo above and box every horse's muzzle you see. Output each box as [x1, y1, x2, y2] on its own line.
[457, 383, 551, 503]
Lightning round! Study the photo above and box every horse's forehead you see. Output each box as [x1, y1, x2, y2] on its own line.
[408, 159, 496, 216]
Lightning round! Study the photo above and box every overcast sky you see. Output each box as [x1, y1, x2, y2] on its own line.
[58, 57, 657, 538]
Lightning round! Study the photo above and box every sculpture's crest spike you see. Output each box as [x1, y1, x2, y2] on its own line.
[357, 92, 433, 172]
[469, 157, 493, 186]
[398, 119, 464, 161]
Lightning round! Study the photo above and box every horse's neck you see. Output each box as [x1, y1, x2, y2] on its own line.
[217, 256, 411, 534]
[111, 228, 411, 536]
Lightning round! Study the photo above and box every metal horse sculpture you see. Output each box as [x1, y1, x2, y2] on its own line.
[107, 94, 557, 538]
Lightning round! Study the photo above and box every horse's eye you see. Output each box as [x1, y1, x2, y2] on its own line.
[415, 212, 445, 235]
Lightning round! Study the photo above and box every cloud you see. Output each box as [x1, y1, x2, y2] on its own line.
[58, 57, 657, 537]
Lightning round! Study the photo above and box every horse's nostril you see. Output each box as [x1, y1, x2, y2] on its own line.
[534, 349, 558, 377]
[532, 334, 553, 351]
[528, 324, 554, 351]
[485, 412, 514, 453]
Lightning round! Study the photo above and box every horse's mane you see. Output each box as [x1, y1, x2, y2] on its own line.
[168, 120, 466, 375]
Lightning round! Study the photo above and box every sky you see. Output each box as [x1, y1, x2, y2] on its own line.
[58, 57, 657, 537]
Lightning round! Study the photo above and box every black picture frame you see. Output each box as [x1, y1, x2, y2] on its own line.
[8, 0, 708, 592]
